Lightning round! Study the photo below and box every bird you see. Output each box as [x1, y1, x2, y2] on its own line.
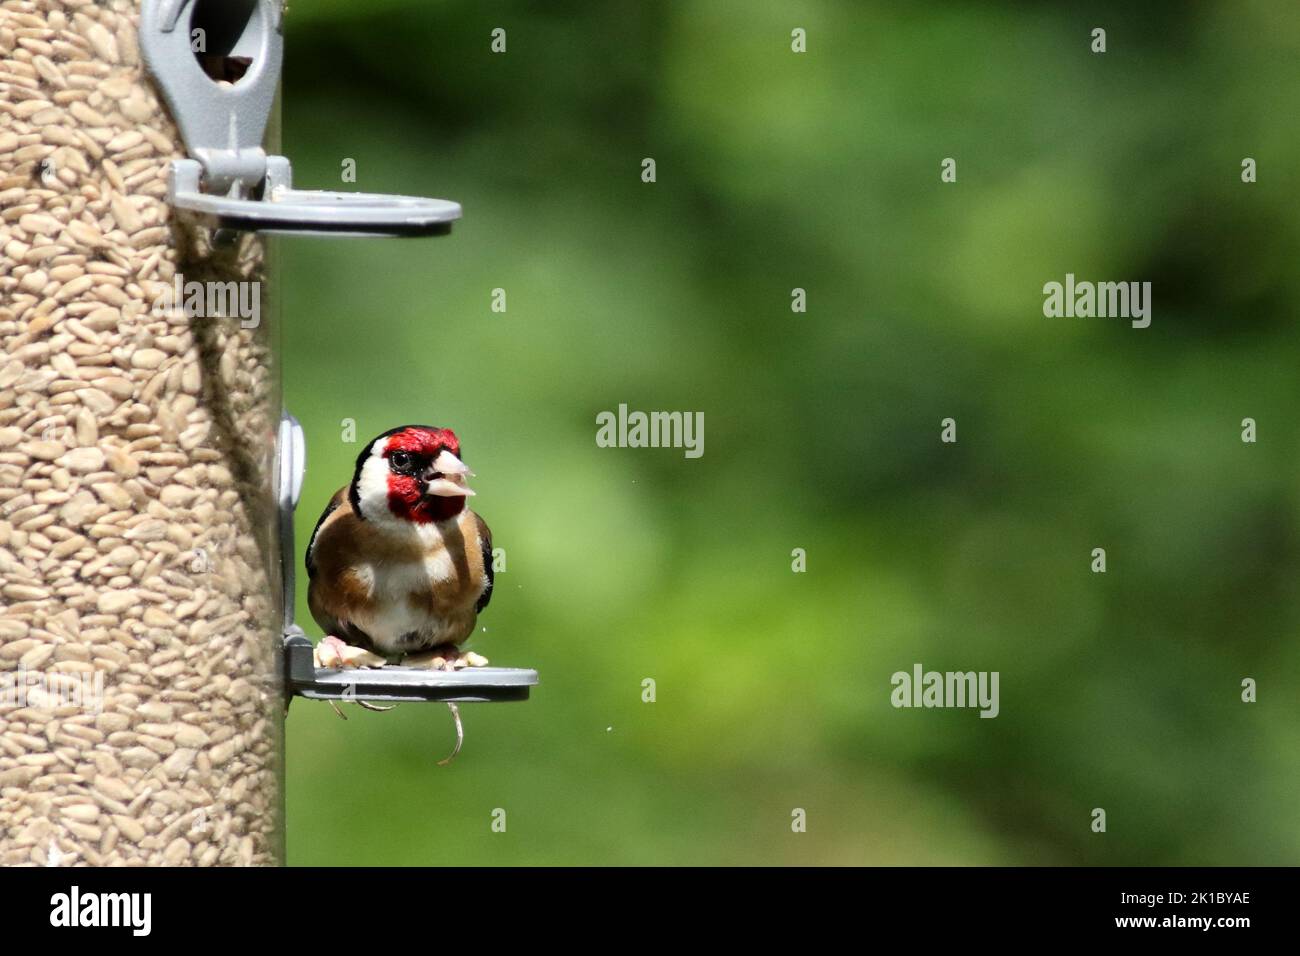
[305, 424, 493, 672]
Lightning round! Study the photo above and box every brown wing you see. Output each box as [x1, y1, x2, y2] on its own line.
[305, 487, 378, 650]
[474, 512, 494, 612]
[305, 486, 348, 580]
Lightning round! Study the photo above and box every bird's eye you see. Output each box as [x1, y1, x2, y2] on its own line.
[390, 451, 411, 469]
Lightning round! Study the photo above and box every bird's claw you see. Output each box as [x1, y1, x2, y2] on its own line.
[402, 647, 489, 672]
[314, 635, 387, 670]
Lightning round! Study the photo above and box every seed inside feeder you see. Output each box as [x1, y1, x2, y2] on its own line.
[0, 0, 282, 867]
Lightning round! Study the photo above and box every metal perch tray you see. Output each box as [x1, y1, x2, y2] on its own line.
[139, 0, 462, 238]
[284, 631, 538, 704]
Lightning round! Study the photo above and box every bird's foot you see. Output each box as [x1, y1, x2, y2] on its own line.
[401, 645, 489, 672]
[314, 635, 388, 670]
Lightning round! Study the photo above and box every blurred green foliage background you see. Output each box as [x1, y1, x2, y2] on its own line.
[280, 1, 1300, 864]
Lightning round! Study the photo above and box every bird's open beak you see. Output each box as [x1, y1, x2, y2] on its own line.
[425, 450, 475, 497]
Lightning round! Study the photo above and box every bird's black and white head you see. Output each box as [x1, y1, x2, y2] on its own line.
[350, 425, 475, 527]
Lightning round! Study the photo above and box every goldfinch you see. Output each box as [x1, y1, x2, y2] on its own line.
[306, 425, 493, 671]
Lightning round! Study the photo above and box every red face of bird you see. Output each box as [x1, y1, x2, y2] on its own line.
[350, 425, 475, 526]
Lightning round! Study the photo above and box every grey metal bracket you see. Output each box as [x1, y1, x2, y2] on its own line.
[139, 0, 461, 237]
[274, 412, 537, 708]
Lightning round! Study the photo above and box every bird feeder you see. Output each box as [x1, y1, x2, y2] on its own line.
[0, 0, 533, 868]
